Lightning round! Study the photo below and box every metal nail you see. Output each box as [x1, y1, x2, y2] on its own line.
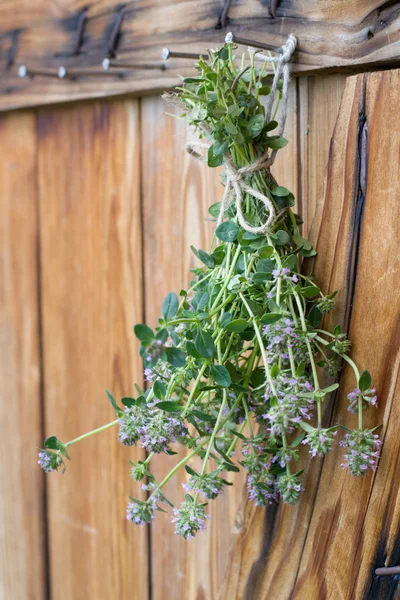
[225, 32, 282, 53]
[18, 64, 61, 79]
[72, 8, 88, 56]
[216, 0, 233, 29]
[108, 6, 128, 57]
[58, 66, 125, 79]
[270, 0, 280, 19]
[375, 567, 400, 576]
[102, 58, 166, 71]
[161, 48, 208, 60]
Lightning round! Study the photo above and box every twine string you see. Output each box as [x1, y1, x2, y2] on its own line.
[186, 34, 297, 235]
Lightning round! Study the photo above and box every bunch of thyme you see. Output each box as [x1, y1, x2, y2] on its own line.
[38, 44, 381, 540]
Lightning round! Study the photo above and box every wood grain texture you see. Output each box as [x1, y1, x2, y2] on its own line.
[0, 1, 400, 111]
[221, 70, 400, 600]
[140, 96, 247, 600]
[37, 99, 149, 600]
[0, 112, 47, 599]
[298, 74, 347, 234]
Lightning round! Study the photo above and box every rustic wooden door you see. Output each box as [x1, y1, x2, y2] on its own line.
[1, 70, 399, 600]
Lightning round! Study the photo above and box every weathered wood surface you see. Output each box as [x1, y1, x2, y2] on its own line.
[37, 100, 149, 600]
[0, 112, 47, 599]
[221, 70, 400, 600]
[0, 1, 400, 111]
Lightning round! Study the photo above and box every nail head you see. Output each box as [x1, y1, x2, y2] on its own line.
[102, 58, 111, 71]
[18, 64, 27, 78]
[161, 48, 170, 60]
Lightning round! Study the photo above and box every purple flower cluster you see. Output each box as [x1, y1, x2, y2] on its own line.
[340, 429, 381, 476]
[347, 387, 377, 414]
[276, 473, 303, 504]
[171, 500, 209, 539]
[138, 411, 188, 453]
[272, 446, 299, 468]
[272, 267, 299, 283]
[247, 473, 278, 506]
[118, 405, 187, 453]
[126, 499, 156, 526]
[38, 450, 63, 473]
[303, 427, 337, 457]
[183, 473, 224, 499]
[262, 375, 315, 436]
[262, 318, 309, 365]
[144, 339, 165, 363]
[118, 406, 146, 446]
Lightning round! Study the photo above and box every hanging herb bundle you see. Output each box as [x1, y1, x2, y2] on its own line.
[38, 38, 381, 540]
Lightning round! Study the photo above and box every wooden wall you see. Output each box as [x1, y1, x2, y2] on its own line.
[3, 69, 398, 599]
[0, 74, 347, 599]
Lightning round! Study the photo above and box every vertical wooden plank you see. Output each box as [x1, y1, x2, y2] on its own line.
[37, 100, 148, 600]
[298, 74, 347, 234]
[140, 96, 247, 600]
[0, 112, 47, 599]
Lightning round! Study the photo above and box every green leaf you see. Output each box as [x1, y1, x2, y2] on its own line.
[122, 396, 144, 408]
[271, 186, 290, 197]
[258, 246, 274, 258]
[267, 136, 289, 150]
[265, 120, 278, 131]
[271, 230, 290, 246]
[291, 432, 306, 448]
[308, 305, 322, 328]
[194, 329, 215, 358]
[210, 364, 231, 387]
[225, 318, 248, 332]
[251, 367, 265, 388]
[44, 436, 61, 450]
[359, 370, 372, 392]
[134, 324, 154, 345]
[198, 249, 214, 268]
[192, 410, 215, 422]
[186, 341, 202, 359]
[270, 363, 280, 378]
[156, 401, 182, 413]
[185, 465, 198, 476]
[251, 272, 272, 284]
[225, 122, 238, 135]
[215, 220, 239, 243]
[247, 113, 265, 138]
[300, 422, 315, 434]
[219, 312, 232, 327]
[153, 380, 167, 400]
[321, 383, 340, 395]
[208, 145, 224, 167]
[301, 286, 321, 298]
[106, 389, 122, 415]
[162, 292, 179, 321]
[260, 313, 282, 325]
[165, 347, 186, 368]
[208, 202, 221, 218]
[213, 139, 229, 155]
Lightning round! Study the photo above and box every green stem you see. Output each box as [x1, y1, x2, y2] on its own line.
[239, 292, 277, 396]
[65, 419, 119, 448]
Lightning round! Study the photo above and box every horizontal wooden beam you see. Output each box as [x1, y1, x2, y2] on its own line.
[0, 0, 399, 111]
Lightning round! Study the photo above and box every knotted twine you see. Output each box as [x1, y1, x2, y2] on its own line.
[186, 34, 297, 235]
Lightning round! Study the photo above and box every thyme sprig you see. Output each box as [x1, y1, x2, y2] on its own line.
[38, 44, 381, 540]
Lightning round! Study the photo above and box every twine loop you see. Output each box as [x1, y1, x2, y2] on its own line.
[186, 34, 297, 235]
